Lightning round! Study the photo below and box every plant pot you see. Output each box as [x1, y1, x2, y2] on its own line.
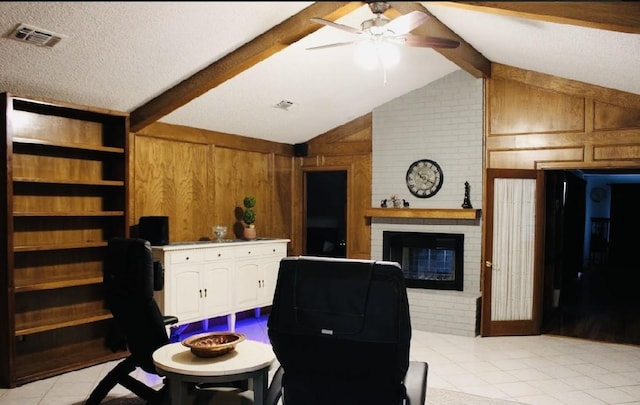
[243, 226, 257, 240]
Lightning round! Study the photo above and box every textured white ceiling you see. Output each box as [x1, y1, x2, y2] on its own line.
[0, 2, 638, 145]
[425, 4, 640, 96]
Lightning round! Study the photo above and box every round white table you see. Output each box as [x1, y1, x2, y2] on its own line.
[153, 339, 275, 405]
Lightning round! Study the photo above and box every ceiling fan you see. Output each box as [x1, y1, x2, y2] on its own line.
[308, 1, 460, 51]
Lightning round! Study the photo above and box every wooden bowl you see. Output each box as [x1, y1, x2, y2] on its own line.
[181, 332, 246, 358]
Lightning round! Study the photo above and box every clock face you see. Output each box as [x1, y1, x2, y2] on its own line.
[406, 159, 443, 198]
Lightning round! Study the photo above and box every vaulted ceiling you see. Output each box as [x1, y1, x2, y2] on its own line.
[1, 2, 638, 144]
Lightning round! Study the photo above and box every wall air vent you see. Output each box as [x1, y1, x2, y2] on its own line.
[8, 23, 65, 48]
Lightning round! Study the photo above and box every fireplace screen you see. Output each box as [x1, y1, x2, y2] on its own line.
[383, 231, 463, 291]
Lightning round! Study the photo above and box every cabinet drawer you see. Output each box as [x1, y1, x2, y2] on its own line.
[168, 250, 204, 264]
[203, 247, 235, 261]
[235, 243, 287, 258]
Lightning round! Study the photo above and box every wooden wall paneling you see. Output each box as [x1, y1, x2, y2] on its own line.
[348, 155, 372, 259]
[214, 147, 273, 240]
[271, 154, 294, 245]
[134, 123, 294, 245]
[290, 157, 304, 256]
[593, 144, 640, 161]
[134, 136, 172, 219]
[487, 148, 584, 169]
[176, 142, 209, 241]
[137, 122, 293, 156]
[133, 136, 209, 242]
[492, 63, 640, 110]
[594, 101, 640, 131]
[488, 78, 585, 135]
[487, 65, 640, 170]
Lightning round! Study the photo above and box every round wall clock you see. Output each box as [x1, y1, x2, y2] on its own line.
[405, 159, 444, 198]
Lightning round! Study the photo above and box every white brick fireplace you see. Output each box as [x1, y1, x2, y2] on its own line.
[371, 70, 483, 336]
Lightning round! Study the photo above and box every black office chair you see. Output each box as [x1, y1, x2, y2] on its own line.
[266, 256, 428, 405]
[85, 237, 178, 405]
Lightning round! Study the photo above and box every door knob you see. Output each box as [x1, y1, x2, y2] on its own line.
[485, 261, 492, 267]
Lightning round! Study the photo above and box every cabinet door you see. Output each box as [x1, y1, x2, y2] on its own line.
[201, 260, 233, 317]
[259, 258, 281, 306]
[172, 267, 202, 322]
[234, 260, 260, 310]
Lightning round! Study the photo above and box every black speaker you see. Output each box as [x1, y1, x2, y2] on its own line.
[139, 216, 169, 246]
[294, 143, 308, 157]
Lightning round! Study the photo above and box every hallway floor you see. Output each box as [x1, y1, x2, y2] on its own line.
[543, 265, 640, 346]
[1, 314, 640, 405]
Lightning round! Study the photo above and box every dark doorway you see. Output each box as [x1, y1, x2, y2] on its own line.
[304, 170, 347, 257]
[542, 171, 640, 345]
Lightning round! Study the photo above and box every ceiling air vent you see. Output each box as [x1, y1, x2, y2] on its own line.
[274, 100, 295, 111]
[8, 23, 65, 48]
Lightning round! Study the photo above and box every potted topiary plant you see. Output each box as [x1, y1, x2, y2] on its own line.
[241, 196, 257, 240]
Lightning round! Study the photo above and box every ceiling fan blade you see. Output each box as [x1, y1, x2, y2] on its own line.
[384, 11, 429, 35]
[306, 40, 359, 51]
[310, 17, 364, 35]
[398, 34, 460, 49]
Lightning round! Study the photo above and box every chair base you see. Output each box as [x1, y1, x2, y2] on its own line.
[85, 356, 166, 405]
[265, 361, 428, 405]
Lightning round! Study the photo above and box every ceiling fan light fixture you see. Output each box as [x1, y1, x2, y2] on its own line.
[361, 16, 391, 36]
[354, 39, 400, 71]
[367, 1, 390, 15]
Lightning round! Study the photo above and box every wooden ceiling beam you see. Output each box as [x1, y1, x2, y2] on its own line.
[130, 2, 363, 132]
[387, 2, 491, 79]
[436, 2, 640, 34]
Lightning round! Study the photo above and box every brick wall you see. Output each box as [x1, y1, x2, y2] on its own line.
[371, 69, 483, 336]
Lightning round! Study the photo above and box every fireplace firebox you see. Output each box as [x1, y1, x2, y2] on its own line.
[383, 231, 464, 291]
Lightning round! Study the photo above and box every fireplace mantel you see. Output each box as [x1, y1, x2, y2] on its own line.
[365, 208, 481, 220]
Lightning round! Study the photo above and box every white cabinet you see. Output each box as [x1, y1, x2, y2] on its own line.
[152, 239, 289, 330]
[201, 260, 234, 315]
[233, 242, 287, 312]
[234, 260, 261, 310]
[171, 266, 201, 322]
[154, 245, 234, 325]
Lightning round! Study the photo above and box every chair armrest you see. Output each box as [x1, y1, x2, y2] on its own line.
[163, 315, 179, 326]
[403, 361, 428, 405]
[153, 261, 165, 291]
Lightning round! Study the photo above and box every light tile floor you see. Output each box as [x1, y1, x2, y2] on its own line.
[1, 315, 640, 405]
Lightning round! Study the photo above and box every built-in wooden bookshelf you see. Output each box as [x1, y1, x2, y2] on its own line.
[0, 93, 129, 387]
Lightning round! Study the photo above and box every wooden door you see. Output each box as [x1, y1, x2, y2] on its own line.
[481, 169, 545, 336]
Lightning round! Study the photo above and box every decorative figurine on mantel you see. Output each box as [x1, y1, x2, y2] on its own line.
[381, 195, 409, 208]
[389, 194, 403, 208]
[461, 181, 473, 209]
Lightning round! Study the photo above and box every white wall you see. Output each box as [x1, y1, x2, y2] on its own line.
[371, 69, 483, 336]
